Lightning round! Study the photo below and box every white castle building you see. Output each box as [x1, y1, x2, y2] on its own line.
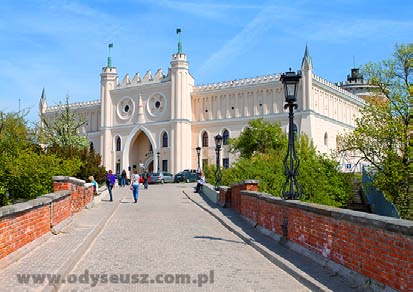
[39, 37, 364, 175]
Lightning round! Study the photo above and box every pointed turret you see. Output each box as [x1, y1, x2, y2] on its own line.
[300, 44, 313, 110]
[301, 44, 313, 70]
[39, 88, 48, 128]
[40, 88, 46, 102]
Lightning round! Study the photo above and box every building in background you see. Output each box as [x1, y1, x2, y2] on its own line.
[40, 38, 364, 175]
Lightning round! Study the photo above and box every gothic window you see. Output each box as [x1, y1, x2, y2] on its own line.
[324, 132, 328, 146]
[222, 129, 230, 145]
[202, 132, 209, 147]
[116, 137, 121, 151]
[89, 142, 94, 152]
[162, 132, 168, 148]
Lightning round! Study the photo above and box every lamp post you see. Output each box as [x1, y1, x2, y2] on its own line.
[156, 151, 160, 172]
[280, 69, 303, 200]
[196, 146, 201, 173]
[214, 134, 223, 189]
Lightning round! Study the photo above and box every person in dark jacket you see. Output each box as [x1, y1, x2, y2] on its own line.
[106, 170, 116, 201]
[121, 169, 127, 187]
[143, 170, 149, 189]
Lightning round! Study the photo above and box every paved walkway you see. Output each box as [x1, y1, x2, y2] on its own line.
[0, 183, 372, 292]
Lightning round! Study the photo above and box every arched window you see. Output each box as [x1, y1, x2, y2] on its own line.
[324, 132, 328, 146]
[222, 129, 229, 145]
[202, 132, 209, 147]
[116, 137, 121, 151]
[89, 142, 94, 152]
[162, 132, 168, 148]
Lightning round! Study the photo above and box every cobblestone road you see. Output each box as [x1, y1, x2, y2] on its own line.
[0, 183, 369, 292]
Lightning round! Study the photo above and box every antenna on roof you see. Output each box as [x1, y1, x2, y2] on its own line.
[353, 56, 356, 68]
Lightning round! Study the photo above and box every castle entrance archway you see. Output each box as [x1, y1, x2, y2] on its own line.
[129, 130, 155, 174]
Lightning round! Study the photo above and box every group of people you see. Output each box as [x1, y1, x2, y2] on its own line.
[98, 169, 205, 204]
[104, 169, 151, 203]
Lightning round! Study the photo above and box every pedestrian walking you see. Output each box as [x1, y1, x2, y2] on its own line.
[121, 169, 127, 187]
[106, 170, 116, 201]
[143, 169, 149, 189]
[131, 170, 140, 203]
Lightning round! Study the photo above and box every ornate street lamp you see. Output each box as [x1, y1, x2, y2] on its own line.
[214, 134, 223, 189]
[280, 69, 303, 200]
[157, 151, 160, 172]
[196, 146, 201, 173]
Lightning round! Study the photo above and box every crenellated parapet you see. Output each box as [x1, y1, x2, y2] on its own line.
[45, 99, 101, 112]
[116, 68, 169, 89]
[193, 73, 282, 93]
[313, 74, 364, 105]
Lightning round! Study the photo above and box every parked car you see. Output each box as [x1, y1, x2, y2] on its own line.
[149, 172, 174, 184]
[174, 170, 199, 183]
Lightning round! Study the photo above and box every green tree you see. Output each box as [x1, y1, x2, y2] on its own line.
[0, 111, 32, 154]
[39, 96, 89, 153]
[225, 119, 352, 207]
[337, 43, 411, 218]
[76, 148, 107, 184]
[229, 118, 287, 159]
[0, 111, 33, 205]
[4, 149, 81, 203]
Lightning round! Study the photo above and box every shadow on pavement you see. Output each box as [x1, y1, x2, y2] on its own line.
[184, 189, 370, 292]
[193, 235, 245, 245]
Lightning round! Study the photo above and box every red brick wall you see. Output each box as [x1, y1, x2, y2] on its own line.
[231, 183, 413, 292]
[0, 176, 95, 260]
[84, 186, 94, 206]
[51, 195, 71, 227]
[230, 181, 258, 213]
[53, 181, 71, 191]
[0, 205, 50, 259]
[240, 194, 259, 223]
[71, 185, 84, 214]
[218, 187, 231, 207]
[52, 178, 94, 214]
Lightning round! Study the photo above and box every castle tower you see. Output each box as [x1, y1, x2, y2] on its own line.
[38, 88, 48, 128]
[100, 43, 118, 169]
[169, 29, 194, 172]
[300, 44, 313, 110]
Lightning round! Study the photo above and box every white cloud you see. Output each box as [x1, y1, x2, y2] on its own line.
[195, 3, 295, 80]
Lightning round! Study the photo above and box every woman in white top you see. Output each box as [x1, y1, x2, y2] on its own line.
[131, 170, 140, 203]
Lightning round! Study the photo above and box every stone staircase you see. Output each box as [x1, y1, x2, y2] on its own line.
[346, 178, 371, 213]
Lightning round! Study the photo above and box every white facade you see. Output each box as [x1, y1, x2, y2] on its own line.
[40, 45, 364, 175]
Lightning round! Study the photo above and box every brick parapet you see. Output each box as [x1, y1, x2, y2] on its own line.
[234, 189, 413, 291]
[0, 176, 95, 261]
[218, 186, 231, 208]
[230, 180, 259, 212]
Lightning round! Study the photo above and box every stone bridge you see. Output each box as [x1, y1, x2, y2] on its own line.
[0, 177, 411, 291]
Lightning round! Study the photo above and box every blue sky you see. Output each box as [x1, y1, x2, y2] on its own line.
[0, 0, 411, 124]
